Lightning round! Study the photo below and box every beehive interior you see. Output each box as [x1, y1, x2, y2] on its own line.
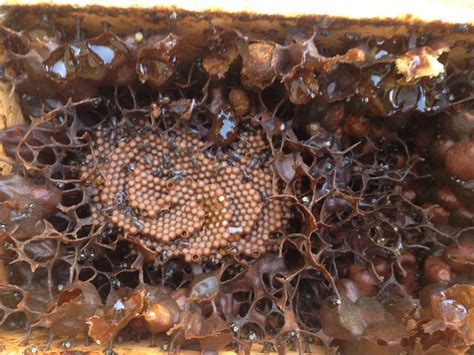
[0, 6, 473, 354]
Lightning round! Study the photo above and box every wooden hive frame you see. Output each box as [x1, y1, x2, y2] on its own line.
[0, 1, 473, 353]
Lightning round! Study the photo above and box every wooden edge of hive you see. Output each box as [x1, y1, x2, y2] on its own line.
[2, 0, 474, 25]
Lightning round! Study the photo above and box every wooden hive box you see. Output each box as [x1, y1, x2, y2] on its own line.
[0, 1, 473, 354]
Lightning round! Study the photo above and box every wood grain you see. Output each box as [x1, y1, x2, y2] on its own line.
[0, 329, 328, 354]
